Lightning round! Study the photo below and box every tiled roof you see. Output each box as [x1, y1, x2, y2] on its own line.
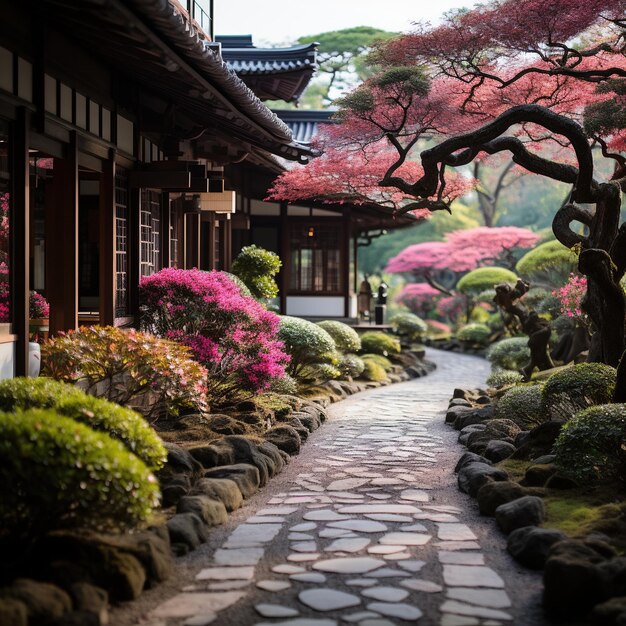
[273, 110, 336, 144]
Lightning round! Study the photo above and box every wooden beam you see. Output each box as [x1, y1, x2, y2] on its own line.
[342, 208, 351, 318]
[13, 108, 30, 376]
[48, 131, 79, 335]
[279, 202, 288, 315]
[99, 150, 115, 326]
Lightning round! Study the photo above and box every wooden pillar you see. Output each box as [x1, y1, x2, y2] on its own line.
[353, 232, 359, 294]
[342, 208, 351, 318]
[184, 213, 200, 269]
[13, 108, 30, 376]
[48, 131, 78, 335]
[279, 202, 288, 314]
[99, 150, 115, 326]
[161, 194, 171, 269]
[222, 217, 232, 271]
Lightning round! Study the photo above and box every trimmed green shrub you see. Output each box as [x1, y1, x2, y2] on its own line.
[0, 409, 160, 539]
[456, 323, 491, 345]
[338, 353, 365, 379]
[359, 331, 401, 356]
[516, 239, 576, 287]
[362, 353, 393, 372]
[278, 316, 336, 378]
[542, 362, 617, 420]
[496, 384, 545, 428]
[317, 321, 361, 352]
[486, 337, 530, 371]
[231, 245, 282, 300]
[300, 362, 341, 383]
[552, 314, 575, 338]
[42, 326, 209, 420]
[457, 267, 518, 295]
[0, 378, 166, 470]
[269, 374, 298, 395]
[554, 404, 626, 484]
[486, 370, 524, 388]
[360, 359, 388, 382]
[390, 312, 428, 340]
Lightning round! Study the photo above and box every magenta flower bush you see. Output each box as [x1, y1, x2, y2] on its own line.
[139, 268, 289, 403]
[553, 273, 587, 320]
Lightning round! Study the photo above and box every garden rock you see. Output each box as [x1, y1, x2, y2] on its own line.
[522, 463, 557, 487]
[188, 445, 222, 468]
[512, 421, 563, 460]
[1, 579, 72, 623]
[495, 496, 546, 534]
[477, 481, 527, 516]
[286, 417, 310, 442]
[457, 461, 508, 497]
[515, 430, 530, 447]
[545, 473, 579, 489]
[163, 442, 201, 475]
[591, 596, 626, 625]
[51, 610, 102, 626]
[205, 414, 248, 436]
[454, 452, 492, 473]
[161, 484, 188, 508]
[445, 405, 474, 424]
[484, 439, 516, 462]
[466, 419, 520, 446]
[166, 513, 209, 550]
[507, 527, 567, 569]
[448, 398, 472, 407]
[454, 406, 494, 430]
[191, 478, 243, 512]
[258, 441, 286, 474]
[68, 583, 108, 624]
[292, 411, 320, 432]
[265, 425, 301, 455]
[543, 539, 615, 618]
[453, 388, 471, 400]
[532, 454, 556, 465]
[0, 598, 27, 626]
[223, 436, 272, 485]
[204, 463, 261, 498]
[93, 548, 145, 601]
[177, 495, 228, 527]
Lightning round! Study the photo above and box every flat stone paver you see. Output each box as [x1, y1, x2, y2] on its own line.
[114, 349, 547, 626]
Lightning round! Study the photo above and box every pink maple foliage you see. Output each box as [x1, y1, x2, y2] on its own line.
[396, 282, 442, 316]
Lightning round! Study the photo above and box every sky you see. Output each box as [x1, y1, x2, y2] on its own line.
[215, 0, 473, 46]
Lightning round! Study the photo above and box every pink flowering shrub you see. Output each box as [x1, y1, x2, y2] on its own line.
[396, 283, 441, 316]
[29, 291, 50, 318]
[139, 268, 289, 403]
[553, 273, 588, 321]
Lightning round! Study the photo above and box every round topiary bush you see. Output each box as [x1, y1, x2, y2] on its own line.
[231, 245, 282, 300]
[554, 404, 626, 484]
[0, 409, 160, 539]
[456, 323, 491, 345]
[486, 369, 524, 388]
[361, 353, 393, 372]
[359, 331, 401, 357]
[338, 353, 365, 379]
[457, 267, 518, 295]
[486, 337, 530, 371]
[317, 321, 361, 352]
[0, 377, 166, 470]
[390, 312, 428, 340]
[495, 384, 545, 428]
[542, 362, 617, 420]
[360, 359, 388, 382]
[278, 316, 336, 378]
[269, 374, 299, 395]
[516, 239, 576, 286]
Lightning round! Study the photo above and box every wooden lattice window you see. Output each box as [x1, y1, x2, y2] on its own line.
[169, 204, 178, 268]
[114, 168, 128, 317]
[140, 189, 161, 278]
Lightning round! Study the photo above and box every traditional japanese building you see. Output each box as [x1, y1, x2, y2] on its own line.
[218, 38, 417, 319]
[0, 0, 313, 376]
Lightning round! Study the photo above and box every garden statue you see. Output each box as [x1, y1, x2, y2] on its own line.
[358, 274, 373, 321]
[377, 280, 388, 305]
[494, 279, 554, 380]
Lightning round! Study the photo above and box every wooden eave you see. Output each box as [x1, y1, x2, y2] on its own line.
[37, 0, 314, 163]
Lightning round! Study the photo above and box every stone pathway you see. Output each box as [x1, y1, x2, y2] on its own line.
[116, 349, 546, 626]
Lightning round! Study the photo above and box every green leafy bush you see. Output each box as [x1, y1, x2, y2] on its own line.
[269, 374, 298, 395]
[360, 359, 388, 382]
[542, 363, 617, 420]
[390, 312, 428, 340]
[231, 245, 282, 300]
[359, 331, 401, 356]
[362, 353, 393, 372]
[457, 267, 518, 295]
[516, 240, 576, 287]
[278, 316, 336, 378]
[42, 326, 208, 420]
[552, 314, 575, 338]
[317, 320, 361, 352]
[486, 370, 524, 388]
[554, 404, 626, 484]
[338, 353, 365, 379]
[0, 409, 159, 539]
[300, 362, 341, 383]
[486, 337, 530, 371]
[496, 384, 545, 428]
[0, 378, 166, 470]
[456, 323, 491, 345]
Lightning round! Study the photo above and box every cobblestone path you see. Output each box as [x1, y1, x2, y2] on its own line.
[120, 349, 546, 626]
